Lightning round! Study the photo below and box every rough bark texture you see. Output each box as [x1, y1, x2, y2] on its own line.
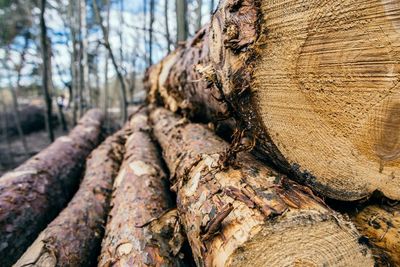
[13, 129, 125, 267]
[0, 109, 104, 267]
[145, 0, 400, 201]
[352, 204, 400, 266]
[98, 110, 185, 266]
[150, 108, 373, 267]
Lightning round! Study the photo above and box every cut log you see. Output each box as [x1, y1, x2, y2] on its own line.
[352, 204, 400, 266]
[13, 129, 125, 267]
[145, 0, 400, 201]
[0, 109, 104, 267]
[150, 107, 374, 267]
[98, 110, 185, 266]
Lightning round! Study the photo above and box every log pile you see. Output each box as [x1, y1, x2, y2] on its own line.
[1, 0, 399, 266]
[14, 128, 125, 267]
[145, 0, 400, 202]
[0, 109, 104, 267]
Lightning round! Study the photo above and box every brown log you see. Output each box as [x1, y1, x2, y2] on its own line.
[145, 0, 400, 201]
[150, 107, 373, 267]
[13, 129, 125, 267]
[98, 110, 185, 266]
[352, 204, 400, 266]
[0, 109, 104, 267]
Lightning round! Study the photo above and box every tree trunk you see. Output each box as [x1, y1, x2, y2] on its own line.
[98, 110, 185, 266]
[14, 129, 125, 267]
[352, 204, 400, 266]
[0, 109, 104, 267]
[69, 0, 78, 125]
[150, 108, 373, 267]
[176, 0, 188, 43]
[39, 0, 54, 142]
[164, 0, 171, 53]
[149, 0, 155, 66]
[92, 0, 128, 122]
[195, 0, 202, 31]
[145, 0, 400, 202]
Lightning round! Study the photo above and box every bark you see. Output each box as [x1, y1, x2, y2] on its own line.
[150, 108, 373, 267]
[145, 0, 400, 201]
[92, 0, 128, 122]
[352, 204, 400, 266]
[98, 110, 185, 266]
[39, 0, 54, 142]
[176, 0, 188, 43]
[0, 109, 104, 267]
[14, 129, 125, 267]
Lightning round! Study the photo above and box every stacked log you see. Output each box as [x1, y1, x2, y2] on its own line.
[13, 129, 125, 267]
[0, 109, 104, 267]
[145, 0, 400, 202]
[150, 107, 373, 266]
[352, 204, 400, 266]
[98, 110, 185, 266]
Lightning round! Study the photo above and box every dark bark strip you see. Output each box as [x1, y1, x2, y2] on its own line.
[150, 108, 373, 267]
[98, 110, 185, 266]
[14, 129, 125, 267]
[0, 109, 104, 267]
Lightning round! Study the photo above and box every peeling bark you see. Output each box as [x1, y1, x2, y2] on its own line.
[98, 110, 185, 266]
[13, 129, 125, 267]
[0, 109, 104, 267]
[150, 108, 373, 267]
[145, 0, 400, 202]
[352, 204, 400, 266]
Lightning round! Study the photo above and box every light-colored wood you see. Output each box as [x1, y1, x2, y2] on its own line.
[146, 0, 400, 201]
[254, 0, 400, 200]
[353, 204, 400, 265]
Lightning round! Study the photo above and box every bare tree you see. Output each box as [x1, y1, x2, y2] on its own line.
[210, 0, 215, 14]
[149, 0, 155, 65]
[164, 0, 171, 53]
[2, 35, 30, 155]
[195, 0, 202, 31]
[176, 0, 188, 43]
[93, 0, 128, 122]
[40, 0, 54, 142]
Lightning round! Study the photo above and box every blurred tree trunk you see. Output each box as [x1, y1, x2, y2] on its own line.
[195, 0, 202, 31]
[164, 0, 171, 53]
[81, 0, 90, 109]
[176, 0, 188, 43]
[40, 0, 55, 142]
[93, 0, 128, 122]
[69, 1, 78, 125]
[119, 0, 124, 68]
[149, 0, 155, 66]
[0, 100, 14, 165]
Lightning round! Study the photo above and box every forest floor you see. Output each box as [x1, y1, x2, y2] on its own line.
[0, 127, 65, 176]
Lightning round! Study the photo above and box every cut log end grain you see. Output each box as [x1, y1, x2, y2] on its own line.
[13, 129, 126, 267]
[145, 0, 400, 201]
[352, 204, 400, 266]
[98, 110, 185, 267]
[150, 107, 374, 267]
[251, 0, 400, 201]
[0, 109, 104, 267]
